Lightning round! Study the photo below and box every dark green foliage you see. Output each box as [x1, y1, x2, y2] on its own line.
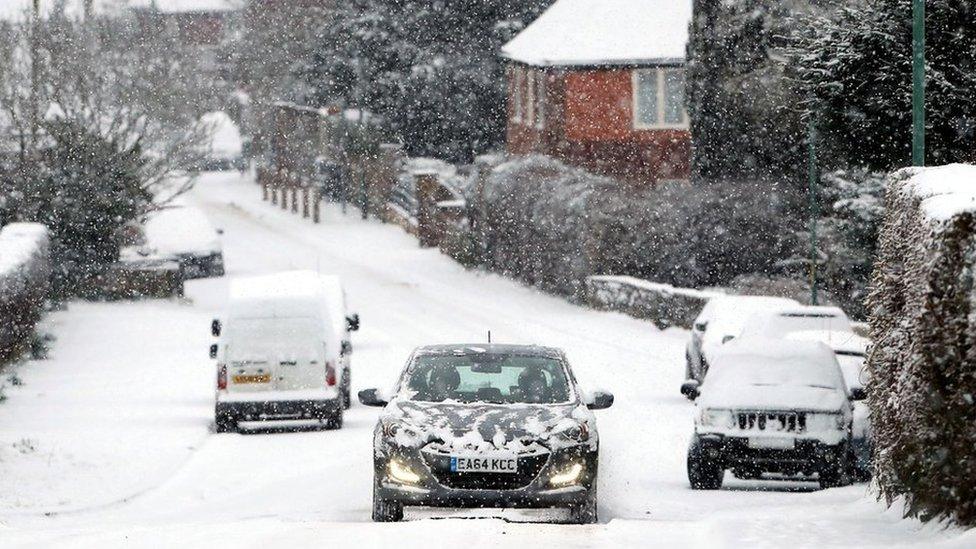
[465, 156, 800, 299]
[792, 0, 976, 170]
[13, 121, 149, 295]
[303, 0, 553, 163]
[868, 167, 976, 526]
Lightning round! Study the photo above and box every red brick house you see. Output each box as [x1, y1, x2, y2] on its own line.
[501, 0, 693, 184]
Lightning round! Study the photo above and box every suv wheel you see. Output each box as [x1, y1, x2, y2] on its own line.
[819, 445, 851, 489]
[372, 485, 404, 522]
[687, 440, 723, 490]
[325, 408, 344, 430]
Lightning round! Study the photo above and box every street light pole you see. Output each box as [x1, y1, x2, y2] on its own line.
[912, 0, 926, 166]
[807, 117, 819, 306]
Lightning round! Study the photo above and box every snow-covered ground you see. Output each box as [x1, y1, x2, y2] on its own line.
[0, 171, 972, 548]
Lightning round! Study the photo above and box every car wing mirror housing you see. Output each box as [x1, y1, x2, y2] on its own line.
[721, 335, 735, 344]
[358, 388, 388, 407]
[680, 380, 700, 401]
[211, 319, 222, 337]
[586, 390, 614, 410]
[209, 343, 218, 359]
[850, 386, 867, 402]
[347, 313, 361, 332]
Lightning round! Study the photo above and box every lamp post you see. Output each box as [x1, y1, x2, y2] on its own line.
[807, 117, 819, 306]
[912, 0, 925, 166]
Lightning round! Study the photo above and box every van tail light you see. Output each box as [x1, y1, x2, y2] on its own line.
[217, 364, 227, 390]
[325, 362, 337, 386]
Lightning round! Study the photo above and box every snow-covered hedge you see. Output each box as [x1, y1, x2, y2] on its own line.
[0, 223, 51, 360]
[586, 275, 723, 329]
[867, 164, 976, 526]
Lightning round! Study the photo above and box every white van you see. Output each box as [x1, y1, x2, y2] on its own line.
[211, 271, 359, 432]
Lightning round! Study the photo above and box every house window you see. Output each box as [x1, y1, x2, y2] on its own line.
[633, 68, 688, 129]
[512, 67, 524, 123]
[534, 71, 546, 129]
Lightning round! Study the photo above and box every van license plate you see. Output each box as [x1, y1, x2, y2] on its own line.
[450, 456, 518, 474]
[233, 374, 271, 384]
[748, 437, 795, 450]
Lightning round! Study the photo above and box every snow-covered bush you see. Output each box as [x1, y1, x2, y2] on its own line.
[867, 164, 976, 526]
[0, 223, 51, 361]
[464, 155, 799, 300]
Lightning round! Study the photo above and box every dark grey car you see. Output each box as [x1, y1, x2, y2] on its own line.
[359, 344, 614, 524]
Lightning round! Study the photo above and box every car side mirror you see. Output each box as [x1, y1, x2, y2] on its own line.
[209, 344, 218, 359]
[346, 313, 360, 332]
[341, 340, 353, 356]
[694, 321, 708, 332]
[211, 319, 221, 337]
[216, 228, 225, 235]
[680, 380, 700, 400]
[721, 335, 735, 344]
[585, 391, 614, 410]
[850, 386, 867, 401]
[358, 388, 388, 408]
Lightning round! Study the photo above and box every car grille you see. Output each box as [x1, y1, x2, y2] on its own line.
[422, 452, 549, 490]
[736, 411, 806, 433]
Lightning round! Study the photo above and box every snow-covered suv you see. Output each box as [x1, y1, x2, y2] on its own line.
[681, 339, 865, 490]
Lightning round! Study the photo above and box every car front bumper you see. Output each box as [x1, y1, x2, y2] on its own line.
[375, 447, 597, 509]
[693, 433, 847, 475]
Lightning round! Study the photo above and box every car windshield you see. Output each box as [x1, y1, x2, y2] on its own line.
[403, 353, 572, 404]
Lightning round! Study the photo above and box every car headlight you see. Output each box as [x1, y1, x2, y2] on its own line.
[549, 462, 584, 487]
[699, 409, 734, 428]
[553, 421, 590, 443]
[805, 412, 845, 431]
[388, 459, 421, 485]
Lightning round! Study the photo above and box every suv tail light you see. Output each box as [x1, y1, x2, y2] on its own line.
[325, 362, 337, 386]
[217, 364, 227, 390]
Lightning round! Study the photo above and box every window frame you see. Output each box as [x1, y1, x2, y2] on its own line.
[632, 67, 689, 130]
[534, 70, 546, 130]
[512, 67, 524, 123]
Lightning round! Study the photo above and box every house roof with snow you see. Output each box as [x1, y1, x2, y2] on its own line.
[501, 0, 693, 68]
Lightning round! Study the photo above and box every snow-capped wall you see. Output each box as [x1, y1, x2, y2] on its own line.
[0, 222, 51, 360]
[867, 164, 976, 526]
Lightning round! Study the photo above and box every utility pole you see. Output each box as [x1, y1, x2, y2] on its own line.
[807, 117, 820, 306]
[29, 0, 40, 153]
[912, 0, 926, 166]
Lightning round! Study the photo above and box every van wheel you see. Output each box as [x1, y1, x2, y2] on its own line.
[215, 416, 237, 433]
[372, 486, 403, 522]
[325, 409, 343, 430]
[343, 381, 352, 410]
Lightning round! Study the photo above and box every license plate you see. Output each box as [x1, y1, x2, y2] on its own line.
[233, 374, 271, 384]
[748, 437, 795, 450]
[450, 456, 518, 474]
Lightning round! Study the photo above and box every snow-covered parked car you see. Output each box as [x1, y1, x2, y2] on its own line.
[358, 344, 614, 524]
[681, 340, 865, 490]
[139, 205, 225, 279]
[785, 330, 872, 480]
[211, 271, 356, 432]
[738, 305, 853, 340]
[685, 295, 799, 385]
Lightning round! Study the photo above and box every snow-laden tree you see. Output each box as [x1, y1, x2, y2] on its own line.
[791, 0, 976, 170]
[302, 0, 552, 163]
[0, 9, 215, 294]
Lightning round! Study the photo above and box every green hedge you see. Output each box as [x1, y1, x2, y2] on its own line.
[867, 164, 976, 526]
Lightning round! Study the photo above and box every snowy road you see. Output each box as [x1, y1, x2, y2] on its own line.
[0, 172, 970, 548]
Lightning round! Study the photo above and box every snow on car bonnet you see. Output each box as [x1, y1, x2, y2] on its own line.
[699, 339, 848, 412]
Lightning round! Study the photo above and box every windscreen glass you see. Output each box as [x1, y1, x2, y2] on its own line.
[404, 353, 571, 404]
